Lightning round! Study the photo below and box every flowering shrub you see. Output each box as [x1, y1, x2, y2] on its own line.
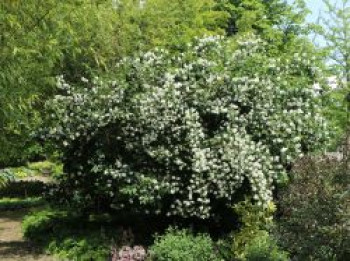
[42, 35, 328, 218]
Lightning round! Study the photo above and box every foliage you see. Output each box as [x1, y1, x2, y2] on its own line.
[9, 166, 35, 178]
[149, 228, 219, 261]
[0, 0, 319, 167]
[22, 209, 109, 260]
[22, 209, 110, 259]
[318, 0, 350, 144]
[28, 161, 54, 171]
[230, 199, 287, 260]
[47, 237, 109, 261]
[22, 208, 160, 260]
[243, 230, 289, 261]
[232, 199, 276, 258]
[0, 197, 45, 210]
[22, 209, 68, 241]
[0, 180, 46, 198]
[0, 0, 229, 167]
[219, 0, 314, 43]
[0, 0, 119, 166]
[322, 86, 349, 149]
[42, 35, 328, 219]
[320, 0, 350, 83]
[276, 156, 350, 260]
[28, 160, 63, 176]
[112, 0, 228, 56]
[0, 168, 15, 188]
[4, 161, 63, 179]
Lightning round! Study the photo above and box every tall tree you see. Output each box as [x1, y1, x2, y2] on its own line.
[319, 0, 350, 149]
[112, 0, 228, 55]
[218, 0, 312, 43]
[217, 0, 325, 79]
[321, 0, 350, 84]
[0, 0, 118, 166]
[0, 0, 229, 166]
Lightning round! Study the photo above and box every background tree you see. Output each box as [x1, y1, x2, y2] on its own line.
[322, 0, 350, 83]
[112, 0, 228, 56]
[318, 0, 350, 149]
[218, 0, 313, 44]
[0, 0, 228, 167]
[218, 0, 326, 90]
[0, 0, 321, 167]
[0, 0, 120, 166]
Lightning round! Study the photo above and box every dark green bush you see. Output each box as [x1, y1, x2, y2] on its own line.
[149, 228, 219, 261]
[0, 197, 45, 210]
[0, 180, 46, 198]
[277, 156, 350, 260]
[215, 234, 235, 261]
[22, 209, 68, 242]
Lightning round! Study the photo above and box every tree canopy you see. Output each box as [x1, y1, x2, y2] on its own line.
[0, 0, 228, 166]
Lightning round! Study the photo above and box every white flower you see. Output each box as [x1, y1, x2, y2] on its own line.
[44, 36, 329, 219]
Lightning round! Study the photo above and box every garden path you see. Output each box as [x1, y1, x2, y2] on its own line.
[0, 172, 55, 260]
[0, 209, 56, 261]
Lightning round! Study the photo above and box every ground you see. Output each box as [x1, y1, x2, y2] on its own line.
[0, 172, 56, 261]
[0, 209, 55, 261]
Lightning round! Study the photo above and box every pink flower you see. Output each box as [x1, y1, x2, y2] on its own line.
[119, 246, 133, 259]
[133, 246, 146, 260]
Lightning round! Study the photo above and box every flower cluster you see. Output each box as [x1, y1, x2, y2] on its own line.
[42, 35, 328, 219]
[111, 246, 147, 261]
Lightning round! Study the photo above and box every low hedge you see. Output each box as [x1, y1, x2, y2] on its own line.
[0, 180, 46, 198]
[0, 197, 45, 210]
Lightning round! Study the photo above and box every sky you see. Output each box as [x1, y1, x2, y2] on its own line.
[302, 1, 340, 86]
[284, 0, 330, 46]
[287, 0, 327, 23]
[305, 0, 328, 46]
[305, 0, 326, 23]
